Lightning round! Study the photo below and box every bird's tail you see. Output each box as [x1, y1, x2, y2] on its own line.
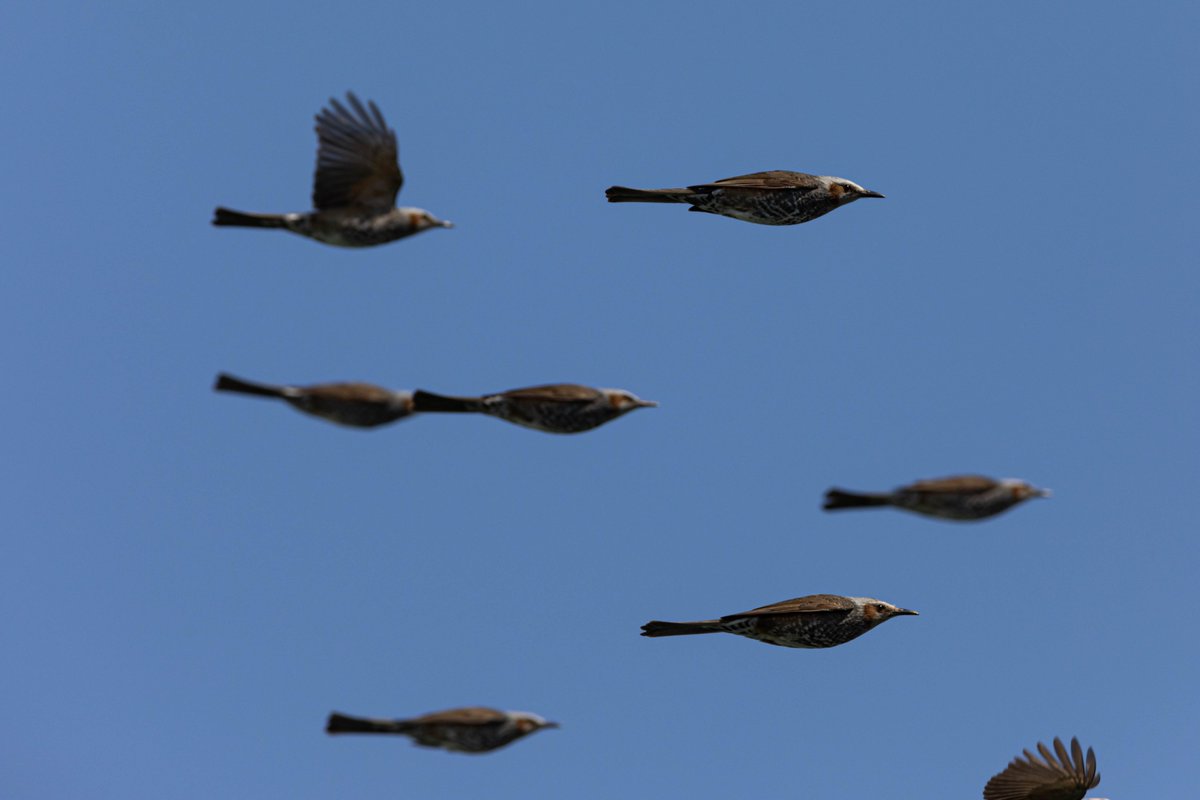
[325, 712, 412, 735]
[212, 207, 289, 228]
[641, 619, 724, 637]
[823, 489, 893, 511]
[213, 373, 286, 399]
[605, 186, 692, 203]
[412, 390, 486, 413]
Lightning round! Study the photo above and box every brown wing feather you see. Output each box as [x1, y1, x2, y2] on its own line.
[906, 475, 999, 494]
[303, 382, 399, 403]
[312, 92, 403, 212]
[727, 594, 856, 619]
[692, 170, 824, 192]
[409, 707, 507, 726]
[498, 384, 603, 403]
[983, 737, 1100, 800]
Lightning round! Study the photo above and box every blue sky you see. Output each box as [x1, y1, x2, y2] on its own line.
[3, 2, 1197, 797]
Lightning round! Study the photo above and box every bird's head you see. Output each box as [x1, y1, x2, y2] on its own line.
[825, 178, 885, 204]
[854, 598, 919, 625]
[604, 389, 658, 414]
[1000, 479, 1051, 502]
[406, 209, 454, 231]
[511, 713, 559, 735]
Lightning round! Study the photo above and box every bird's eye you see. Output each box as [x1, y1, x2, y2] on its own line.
[875, 604, 887, 612]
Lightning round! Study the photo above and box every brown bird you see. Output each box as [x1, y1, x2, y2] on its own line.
[214, 373, 414, 428]
[412, 383, 656, 433]
[641, 593, 917, 649]
[984, 737, 1101, 800]
[213, 92, 451, 247]
[823, 475, 1050, 521]
[606, 170, 883, 226]
[325, 707, 558, 754]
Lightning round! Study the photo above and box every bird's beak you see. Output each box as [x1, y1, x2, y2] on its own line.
[542, 721, 561, 729]
[636, 399, 659, 408]
[894, 608, 919, 616]
[1036, 487, 1052, 498]
[438, 219, 454, 228]
[859, 190, 885, 199]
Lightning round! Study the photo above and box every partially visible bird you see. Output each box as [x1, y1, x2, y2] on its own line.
[641, 593, 917, 649]
[823, 475, 1050, 521]
[984, 737, 1101, 800]
[213, 373, 414, 428]
[325, 707, 558, 754]
[605, 170, 883, 226]
[412, 383, 656, 433]
[213, 92, 451, 247]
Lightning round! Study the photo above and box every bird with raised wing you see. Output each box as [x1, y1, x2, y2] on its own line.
[641, 593, 917, 649]
[214, 373, 414, 428]
[213, 92, 451, 247]
[984, 737, 1102, 800]
[823, 475, 1050, 521]
[412, 383, 656, 434]
[606, 170, 883, 226]
[325, 707, 558, 754]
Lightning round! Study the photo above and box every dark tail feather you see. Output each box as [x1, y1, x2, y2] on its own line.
[641, 619, 723, 637]
[212, 207, 289, 228]
[412, 390, 485, 413]
[605, 186, 691, 203]
[823, 489, 893, 511]
[325, 712, 411, 735]
[214, 373, 286, 399]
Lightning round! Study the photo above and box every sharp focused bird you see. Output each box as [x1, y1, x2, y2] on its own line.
[984, 737, 1101, 800]
[824, 475, 1050, 521]
[412, 383, 656, 434]
[213, 92, 452, 247]
[642, 593, 917, 649]
[325, 707, 558, 754]
[606, 170, 883, 226]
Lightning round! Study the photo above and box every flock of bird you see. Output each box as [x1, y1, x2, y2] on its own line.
[212, 92, 1105, 799]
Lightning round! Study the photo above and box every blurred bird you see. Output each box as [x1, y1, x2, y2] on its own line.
[412, 383, 656, 433]
[214, 373, 414, 428]
[641, 593, 917, 649]
[325, 707, 558, 754]
[984, 737, 1102, 800]
[605, 170, 883, 226]
[213, 92, 451, 247]
[823, 475, 1050, 521]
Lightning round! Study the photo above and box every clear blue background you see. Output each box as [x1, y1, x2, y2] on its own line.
[3, 2, 1196, 797]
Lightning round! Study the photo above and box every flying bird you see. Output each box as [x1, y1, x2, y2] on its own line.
[823, 475, 1050, 521]
[325, 707, 558, 754]
[412, 383, 656, 433]
[213, 92, 452, 246]
[641, 593, 917, 649]
[605, 170, 883, 226]
[983, 737, 1101, 800]
[214, 373, 414, 428]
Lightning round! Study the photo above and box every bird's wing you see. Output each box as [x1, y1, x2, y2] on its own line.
[727, 594, 856, 618]
[983, 738, 1099, 800]
[499, 384, 603, 404]
[691, 171, 824, 192]
[410, 707, 508, 726]
[906, 475, 998, 494]
[312, 92, 403, 212]
[304, 382, 399, 403]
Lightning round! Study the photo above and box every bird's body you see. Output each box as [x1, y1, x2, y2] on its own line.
[641, 593, 917, 649]
[823, 475, 1050, 521]
[325, 707, 557, 754]
[412, 383, 656, 434]
[213, 92, 451, 247]
[214, 373, 413, 428]
[606, 170, 883, 226]
[984, 737, 1100, 800]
